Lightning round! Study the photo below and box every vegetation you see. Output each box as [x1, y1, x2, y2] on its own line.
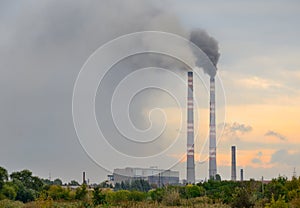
[0, 166, 300, 207]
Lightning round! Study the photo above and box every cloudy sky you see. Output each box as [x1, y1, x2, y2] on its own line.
[1, 0, 300, 183]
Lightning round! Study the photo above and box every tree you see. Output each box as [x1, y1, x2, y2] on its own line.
[99, 180, 109, 188]
[0, 166, 8, 189]
[215, 174, 222, 181]
[10, 169, 43, 191]
[47, 185, 72, 200]
[266, 195, 288, 208]
[114, 182, 121, 191]
[53, 178, 63, 186]
[12, 179, 36, 203]
[92, 186, 106, 205]
[75, 184, 88, 200]
[10, 170, 43, 202]
[265, 176, 288, 201]
[68, 180, 80, 186]
[185, 185, 202, 198]
[0, 183, 17, 200]
[231, 187, 255, 208]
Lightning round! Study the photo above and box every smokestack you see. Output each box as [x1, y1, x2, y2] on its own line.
[240, 169, 244, 181]
[209, 76, 217, 179]
[187, 71, 195, 184]
[83, 171, 86, 185]
[231, 146, 237, 181]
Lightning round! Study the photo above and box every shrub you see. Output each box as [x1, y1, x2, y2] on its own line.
[75, 184, 88, 200]
[0, 184, 16, 200]
[185, 185, 203, 198]
[149, 188, 164, 202]
[162, 189, 181, 206]
[106, 190, 130, 205]
[92, 187, 106, 205]
[47, 185, 73, 200]
[128, 191, 146, 202]
[265, 195, 288, 208]
[231, 187, 255, 208]
[0, 199, 24, 208]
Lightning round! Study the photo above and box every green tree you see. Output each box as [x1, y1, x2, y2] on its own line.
[266, 195, 288, 208]
[12, 179, 36, 202]
[0, 183, 17, 200]
[53, 178, 63, 186]
[75, 184, 88, 200]
[265, 176, 288, 201]
[0, 166, 8, 189]
[10, 169, 43, 191]
[185, 185, 202, 198]
[149, 188, 164, 202]
[68, 180, 80, 186]
[128, 190, 146, 201]
[92, 186, 106, 205]
[231, 187, 255, 208]
[47, 185, 72, 200]
[215, 174, 222, 181]
[114, 182, 121, 191]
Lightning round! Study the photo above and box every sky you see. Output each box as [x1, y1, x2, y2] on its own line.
[0, 0, 300, 183]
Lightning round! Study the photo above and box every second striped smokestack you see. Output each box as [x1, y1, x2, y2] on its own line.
[209, 76, 217, 179]
[187, 71, 195, 184]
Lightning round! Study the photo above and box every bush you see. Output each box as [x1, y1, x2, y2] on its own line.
[128, 191, 146, 202]
[75, 184, 88, 200]
[266, 195, 288, 208]
[106, 190, 130, 205]
[231, 187, 255, 208]
[162, 189, 181, 206]
[92, 187, 106, 205]
[0, 199, 23, 208]
[0, 184, 17, 200]
[185, 185, 203, 198]
[47, 185, 73, 200]
[149, 188, 164, 202]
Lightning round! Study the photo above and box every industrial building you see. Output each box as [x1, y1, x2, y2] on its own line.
[112, 167, 179, 186]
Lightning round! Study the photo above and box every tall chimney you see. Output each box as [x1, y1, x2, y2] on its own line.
[209, 76, 217, 179]
[83, 171, 86, 185]
[187, 71, 195, 184]
[231, 146, 237, 181]
[240, 169, 244, 181]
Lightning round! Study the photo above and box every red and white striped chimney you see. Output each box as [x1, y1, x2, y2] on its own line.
[209, 76, 217, 179]
[187, 71, 195, 184]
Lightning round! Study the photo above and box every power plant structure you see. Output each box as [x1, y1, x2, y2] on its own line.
[209, 76, 217, 179]
[186, 71, 195, 184]
[112, 167, 179, 187]
[186, 71, 218, 182]
[231, 146, 237, 181]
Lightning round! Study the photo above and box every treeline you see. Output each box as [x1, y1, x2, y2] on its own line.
[114, 179, 151, 192]
[1, 166, 300, 207]
[0, 166, 85, 203]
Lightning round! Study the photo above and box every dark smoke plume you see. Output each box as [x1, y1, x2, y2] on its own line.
[190, 29, 220, 76]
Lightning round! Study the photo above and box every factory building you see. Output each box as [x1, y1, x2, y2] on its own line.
[112, 167, 179, 186]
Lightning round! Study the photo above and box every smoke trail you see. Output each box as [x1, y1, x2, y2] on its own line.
[190, 29, 220, 76]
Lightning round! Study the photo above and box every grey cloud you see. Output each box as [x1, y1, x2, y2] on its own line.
[270, 149, 300, 166]
[219, 122, 252, 140]
[265, 130, 287, 141]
